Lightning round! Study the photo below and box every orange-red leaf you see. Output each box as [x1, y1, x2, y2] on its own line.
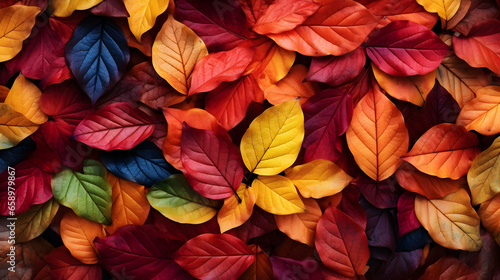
[456, 86, 500, 135]
[275, 197, 322, 246]
[264, 64, 319, 105]
[478, 194, 500, 246]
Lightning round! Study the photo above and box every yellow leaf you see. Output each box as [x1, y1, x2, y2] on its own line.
[104, 173, 151, 234]
[285, 159, 353, 199]
[60, 210, 106, 264]
[414, 189, 482, 251]
[254, 44, 295, 91]
[0, 103, 39, 149]
[467, 136, 500, 205]
[240, 99, 304, 175]
[49, 0, 103, 17]
[0, 5, 40, 62]
[456, 86, 500, 135]
[252, 175, 306, 215]
[416, 0, 461, 20]
[275, 196, 322, 246]
[4, 74, 48, 124]
[15, 199, 59, 243]
[346, 86, 409, 181]
[372, 63, 435, 107]
[217, 184, 256, 233]
[478, 194, 500, 246]
[152, 15, 207, 95]
[125, 0, 169, 43]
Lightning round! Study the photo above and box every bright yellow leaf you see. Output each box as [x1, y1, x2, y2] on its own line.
[4, 74, 48, 124]
[125, 0, 169, 43]
[416, 0, 461, 20]
[240, 99, 304, 175]
[0, 103, 39, 149]
[217, 184, 256, 233]
[0, 5, 40, 62]
[104, 173, 151, 234]
[50, 0, 103, 17]
[285, 159, 353, 199]
[251, 175, 306, 215]
[414, 188, 482, 251]
[456, 86, 500, 135]
[467, 136, 500, 206]
[152, 15, 208, 95]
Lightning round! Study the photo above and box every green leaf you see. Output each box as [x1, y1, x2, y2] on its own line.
[15, 199, 59, 243]
[146, 174, 219, 224]
[51, 159, 112, 225]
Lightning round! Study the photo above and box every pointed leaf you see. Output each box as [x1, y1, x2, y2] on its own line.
[467, 136, 500, 205]
[44, 246, 102, 280]
[50, 0, 103, 17]
[4, 74, 47, 124]
[415, 188, 482, 251]
[172, 233, 256, 280]
[285, 159, 353, 199]
[152, 15, 208, 95]
[275, 197, 322, 246]
[217, 184, 256, 233]
[402, 123, 480, 179]
[0, 103, 39, 149]
[65, 17, 130, 104]
[364, 0, 438, 30]
[124, 0, 169, 42]
[346, 85, 409, 181]
[15, 199, 59, 243]
[181, 123, 245, 199]
[240, 244, 274, 280]
[73, 102, 155, 151]
[0, 5, 40, 62]
[104, 173, 150, 234]
[352, 174, 402, 209]
[240, 99, 304, 175]
[416, 0, 461, 20]
[146, 174, 219, 224]
[315, 205, 370, 277]
[397, 192, 421, 237]
[456, 86, 500, 135]
[91, 0, 130, 17]
[51, 159, 112, 225]
[366, 20, 449, 76]
[264, 64, 318, 106]
[251, 175, 306, 215]
[60, 210, 106, 264]
[478, 194, 500, 246]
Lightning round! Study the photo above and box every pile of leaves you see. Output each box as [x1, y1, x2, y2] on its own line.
[1, 0, 500, 279]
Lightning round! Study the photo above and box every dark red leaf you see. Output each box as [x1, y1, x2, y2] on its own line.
[226, 207, 277, 243]
[40, 81, 92, 125]
[362, 200, 397, 251]
[453, 0, 499, 36]
[90, 0, 129, 17]
[353, 174, 402, 209]
[372, 249, 423, 280]
[397, 192, 421, 237]
[270, 256, 323, 280]
[44, 246, 102, 280]
[339, 185, 367, 231]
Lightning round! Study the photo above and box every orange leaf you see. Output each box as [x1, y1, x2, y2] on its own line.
[59, 211, 106, 264]
[346, 85, 409, 181]
[371, 63, 435, 107]
[402, 123, 480, 179]
[162, 108, 228, 171]
[275, 197, 322, 246]
[104, 173, 150, 235]
[4, 74, 48, 124]
[414, 188, 482, 251]
[0, 5, 40, 62]
[264, 64, 319, 106]
[252, 43, 295, 91]
[419, 257, 479, 280]
[217, 184, 256, 233]
[478, 194, 500, 246]
[456, 86, 500, 135]
[266, 0, 378, 56]
[240, 244, 274, 280]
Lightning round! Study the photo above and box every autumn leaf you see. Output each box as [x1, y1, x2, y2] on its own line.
[467, 136, 500, 205]
[456, 86, 500, 135]
[15, 199, 59, 243]
[416, 0, 461, 20]
[0, 5, 40, 62]
[0, 103, 39, 149]
[217, 184, 256, 233]
[4, 74, 48, 124]
[44, 246, 103, 280]
[264, 64, 318, 106]
[124, 0, 169, 42]
[50, 0, 104, 17]
[478, 194, 500, 246]
[252, 175, 306, 215]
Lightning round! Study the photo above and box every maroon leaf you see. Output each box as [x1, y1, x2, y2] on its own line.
[397, 192, 421, 237]
[90, 0, 129, 17]
[270, 256, 323, 280]
[366, 20, 449, 76]
[372, 249, 423, 280]
[453, 0, 499, 36]
[227, 207, 277, 243]
[339, 185, 367, 231]
[353, 174, 402, 209]
[44, 246, 102, 280]
[181, 123, 244, 200]
[362, 200, 397, 251]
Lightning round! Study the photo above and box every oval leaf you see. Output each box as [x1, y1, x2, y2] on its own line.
[65, 17, 130, 104]
[51, 159, 112, 225]
[478, 194, 500, 246]
[456, 86, 500, 135]
[264, 64, 318, 106]
[251, 175, 306, 215]
[4, 74, 48, 124]
[217, 184, 256, 233]
[124, 0, 169, 42]
[275, 197, 322, 246]
[467, 136, 500, 205]
[44, 246, 103, 280]
[240, 99, 304, 175]
[0, 5, 40, 62]
[416, 0, 460, 20]
[50, 0, 103, 17]
[15, 199, 59, 243]
[414, 188, 482, 251]
[0, 103, 39, 149]
[146, 174, 219, 224]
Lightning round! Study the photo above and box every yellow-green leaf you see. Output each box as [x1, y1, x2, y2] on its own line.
[0, 5, 40, 62]
[251, 175, 306, 215]
[49, 0, 103, 17]
[414, 188, 482, 251]
[15, 199, 59, 243]
[240, 99, 304, 175]
[217, 184, 256, 233]
[4, 74, 48, 124]
[152, 15, 208, 95]
[416, 0, 461, 20]
[0, 103, 39, 149]
[146, 174, 219, 224]
[285, 159, 353, 199]
[467, 136, 500, 206]
[125, 0, 169, 43]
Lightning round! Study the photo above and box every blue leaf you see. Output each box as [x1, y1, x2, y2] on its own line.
[65, 16, 130, 104]
[396, 227, 433, 252]
[0, 137, 36, 174]
[100, 141, 178, 186]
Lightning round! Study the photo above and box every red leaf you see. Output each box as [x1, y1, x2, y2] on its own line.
[0, 0, 19, 8]
[237, 0, 273, 28]
[90, 0, 129, 17]
[315, 205, 370, 277]
[95, 224, 192, 280]
[180, 123, 244, 200]
[352, 174, 402, 209]
[149, 210, 220, 242]
[226, 207, 277, 243]
[397, 192, 421, 237]
[44, 246, 102, 280]
[302, 89, 353, 163]
[172, 233, 256, 280]
[421, 256, 479, 279]
[205, 75, 264, 131]
[366, 20, 449, 76]
[73, 102, 155, 151]
[364, 0, 438, 30]
[339, 185, 367, 231]
[453, 0, 499, 36]
[306, 47, 366, 87]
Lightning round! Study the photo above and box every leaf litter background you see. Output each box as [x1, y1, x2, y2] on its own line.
[1, 0, 500, 279]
